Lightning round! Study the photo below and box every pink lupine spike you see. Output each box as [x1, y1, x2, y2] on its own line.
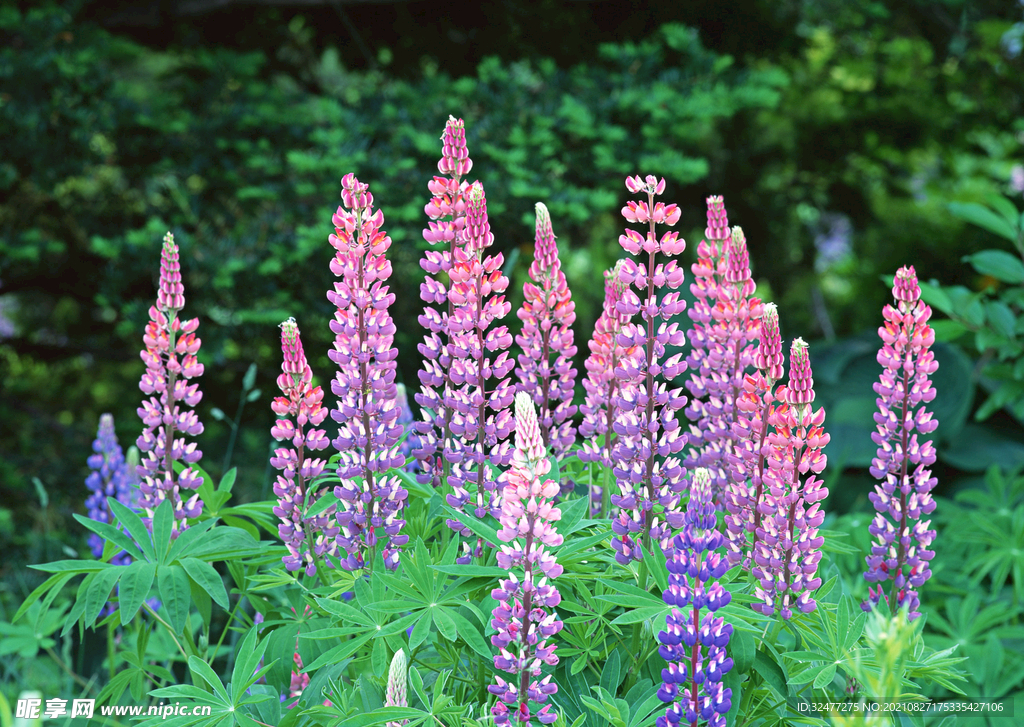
[515, 202, 578, 462]
[327, 174, 408, 572]
[413, 117, 476, 496]
[610, 175, 689, 565]
[751, 338, 830, 619]
[136, 232, 204, 537]
[489, 393, 563, 726]
[862, 266, 938, 620]
[271, 318, 336, 577]
[724, 302, 785, 570]
[444, 181, 515, 560]
[579, 261, 636, 516]
[684, 207, 764, 507]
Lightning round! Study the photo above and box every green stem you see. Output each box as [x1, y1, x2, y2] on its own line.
[142, 602, 189, 663]
[212, 596, 247, 659]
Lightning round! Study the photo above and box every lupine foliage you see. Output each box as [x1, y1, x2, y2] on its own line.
[10, 114, 998, 727]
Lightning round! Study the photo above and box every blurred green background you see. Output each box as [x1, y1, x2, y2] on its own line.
[2, 0, 1023, 574]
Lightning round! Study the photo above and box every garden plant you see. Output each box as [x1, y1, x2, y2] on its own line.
[13, 111, 1024, 727]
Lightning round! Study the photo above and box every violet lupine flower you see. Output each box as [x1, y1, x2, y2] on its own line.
[657, 468, 733, 727]
[85, 414, 134, 564]
[444, 181, 515, 560]
[610, 175, 688, 564]
[395, 384, 422, 472]
[862, 266, 939, 621]
[684, 208, 763, 506]
[136, 232, 204, 536]
[751, 339, 829, 619]
[515, 202, 578, 459]
[723, 302, 785, 570]
[579, 262, 636, 517]
[271, 318, 337, 577]
[413, 116, 474, 491]
[489, 393, 563, 727]
[327, 174, 408, 572]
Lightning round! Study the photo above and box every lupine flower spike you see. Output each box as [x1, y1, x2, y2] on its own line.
[395, 384, 422, 472]
[863, 266, 938, 620]
[724, 302, 784, 570]
[489, 393, 563, 726]
[579, 262, 636, 517]
[328, 174, 408, 571]
[136, 232, 204, 536]
[515, 202, 578, 461]
[413, 116, 474, 490]
[611, 175, 688, 564]
[385, 649, 409, 727]
[685, 200, 763, 506]
[444, 181, 515, 562]
[751, 339, 829, 619]
[271, 318, 337, 577]
[657, 468, 733, 727]
[85, 414, 134, 564]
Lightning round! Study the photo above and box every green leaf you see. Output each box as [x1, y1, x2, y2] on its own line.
[986, 301, 1017, 338]
[731, 628, 756, 674]
[600, 648, 622, 696]
[409, 614, 431, 651]
[985, 194, 1022, 229]
[432, 607, 457, 642]
[428, 564, 507, 577]
[940, 423, 1024, 472]
[158, 564, 192, 633]
[219, 467, 238, 494]
[610, 606, 667, 625]
[448, 610, 492, 661]
[557, 496, 590, 535]
[230, 627, 272, 703]
[949, 202, 1018, 243]
[962, 250, 1024, 283]
[180, 557, 230, 610]
[408, 665, 428, 710]
[73, 513, 144, 561]
[166, 519, 216, 563]
[813, 663, 837, 689]
[306, 492, 340, 518]
[119, 561, 156, 625]
[370, 637, 387, 677]
[753, 649, 788, 700]
[438, 503, 501, 549]
[12, 572, 73, 623]
[83, 566, 123, 629]
[151, 499, 174, 564]
[188, 655, 230, 703]
[571, 655, 589, 675]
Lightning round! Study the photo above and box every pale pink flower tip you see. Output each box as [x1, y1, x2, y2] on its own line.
[893, 265, 921, 303]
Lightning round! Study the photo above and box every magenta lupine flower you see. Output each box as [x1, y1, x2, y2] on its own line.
[444, 181, 515, 560]
[684, 206, 763, 506]
[751, 339, 829, 619]
[489, 393, 563, 727]
[862, 266, 939, 621]
[657, 468, 733, 727]
[327, 174, 408, 572]
[85, 414, 134, 564]
[515, 202, 578, 459]
[723, 303, 785, 570]
[610, 175, 688, 564]
[136, 232, 204, 536]
[579, 262, 636, 516]
[413, 116, 475, 490]
[271, 318, 337, 577]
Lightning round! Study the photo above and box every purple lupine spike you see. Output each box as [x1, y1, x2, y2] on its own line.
[445, 181, 515, 561]
[685, 215, 763, 507]
[136, 232, 204, 537]
[862, 266, 938, 621]
[328, 174, 408, 572]
[515, 202, 578, 460]
[724, 302, 784, 570]
[413, 116, 475, 492]
[395, 384, 422, 472]
[751, 339, 829, 619]
[579, 261, 636, 517]
[656, 468, 733, 727]
[85, 414, 134, 564]
[271, 318, 337, 577]
[489, 393, 563, 727]
[610, 175, 688, 565]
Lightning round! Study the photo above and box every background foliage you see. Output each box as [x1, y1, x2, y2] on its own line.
[2, 0, 1024, 720]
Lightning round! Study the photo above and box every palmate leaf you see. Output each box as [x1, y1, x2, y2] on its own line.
[118, 560, 157, 624]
